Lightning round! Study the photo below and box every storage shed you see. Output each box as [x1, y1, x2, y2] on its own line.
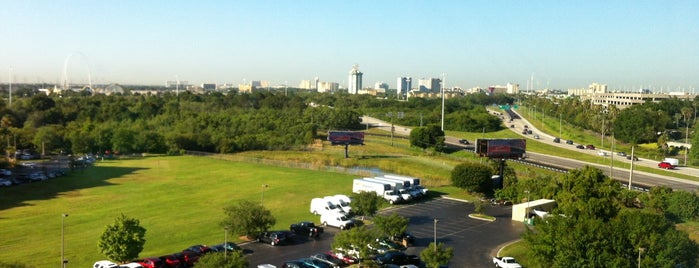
[511, 199, 557, 222]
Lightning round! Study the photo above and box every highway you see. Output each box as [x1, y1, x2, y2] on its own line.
[361, 115, 699, 192]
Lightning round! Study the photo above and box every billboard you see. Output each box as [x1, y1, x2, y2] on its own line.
[476, 138, 526, 158]
[328, 131, 365, 145]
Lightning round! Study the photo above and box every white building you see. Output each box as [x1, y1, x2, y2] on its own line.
[418, 78, 441, 93]
[348, 64, 363, 94]
[397, 77, 412, 99]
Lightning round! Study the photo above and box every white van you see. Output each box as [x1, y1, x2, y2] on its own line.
[332, 194, 352, 213]
[320, 212, 354, 230]
[310, 197, 345, 215]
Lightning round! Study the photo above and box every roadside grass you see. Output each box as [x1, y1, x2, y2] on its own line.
[498, 240, 542, 268]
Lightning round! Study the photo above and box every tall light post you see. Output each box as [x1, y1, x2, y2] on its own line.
[433, 218, 438, 252]
[261, 184, 268, 206]
[638, 247, 645, 268]
[8, 67, 13, 107]
[61, 213, 68, 268]
[224, 226, 229, 260]
[559, 113, 562, 138]
[440, 73, 446, 131]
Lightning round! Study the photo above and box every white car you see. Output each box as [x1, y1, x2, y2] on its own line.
[93, 260, 119, 268]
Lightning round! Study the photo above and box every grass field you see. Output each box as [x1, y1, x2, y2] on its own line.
[0, 156, 371, 267]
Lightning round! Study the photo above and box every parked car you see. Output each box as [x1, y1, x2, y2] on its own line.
[374, 251, 421, 266]
[376, 237, 406, 251]
[158, 255, 182, 268]
[553, 137, 561, 143]
[119, 263, 144, 268]
[391, 232, 416, 246]
[566, 140, 574, 145]
[133, 258, 163, 268]
[209, 242, 241, 253]
[93, 260, 119, 268]
[576, 145, 585, 149]
[282, 260, 308, 268]
[0, 178, 12, 187]
[326, 250, 358, 265]
[299, 257, 332, 268]
[172, 251, 200, 266]
[0, 169, 11, 176]
[182, 244, 211, 255]
[658, 162, 674, 169]
[257, 231, 296, 246]
[290, 221, 324, 237]
[310, 253, 344, 268]
[27, 172, 48, 181]
[586, 144, 596, 150]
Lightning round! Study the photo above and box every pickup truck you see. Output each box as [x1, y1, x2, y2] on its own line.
[290, 221, 324, 237]
[493, 256, 522, 268]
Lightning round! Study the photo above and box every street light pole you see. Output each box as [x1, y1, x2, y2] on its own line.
[433, 218, 438, 252]
[638, 247, 645, 268]
[559, 113, 562, 138]
[224, 226, 229, 261]
[61, 213, 68, 268]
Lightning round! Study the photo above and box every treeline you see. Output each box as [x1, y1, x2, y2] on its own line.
[524, 95, 699, 144]
[0, 89, 507, 156]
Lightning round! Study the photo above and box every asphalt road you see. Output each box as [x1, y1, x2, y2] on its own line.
[241, 198, 524, 268]
[361, 115, 699, 192]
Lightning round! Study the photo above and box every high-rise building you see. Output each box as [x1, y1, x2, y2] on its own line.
[348, 64, 363, 94]
[397, 77, 412, 98]
[418, 78, 441, 93]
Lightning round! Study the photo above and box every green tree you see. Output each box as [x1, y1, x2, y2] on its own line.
[372, 213, 408, 238]
[194, 251, 248, 268]
[331, 226, 378, 264]
[555, 166, 620, 221]
[451, 162, 493, 194]
[350, 191, 382, 218]
[221, 200, 275, 239]
[98, 214, 147, 263]
[420, 242, 454, 268]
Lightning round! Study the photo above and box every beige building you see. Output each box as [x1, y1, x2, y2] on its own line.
[568, 83, 696, 109]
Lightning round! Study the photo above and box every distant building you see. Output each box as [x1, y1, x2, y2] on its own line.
[318, 81, 339, 93]
[374, 82, 389, 90]
[348, 64, 363, 94]
[166, 80, 189, 88]
[201, 83, 216, 91]
[568, 82, 696, 109]
[418, 78, 441, 93]
[299, 80, 315, 90]
[397, 77, 412, 99]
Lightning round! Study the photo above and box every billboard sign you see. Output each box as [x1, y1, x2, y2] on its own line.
[328, 131, 365, 145]
[476, 138, 526, 158]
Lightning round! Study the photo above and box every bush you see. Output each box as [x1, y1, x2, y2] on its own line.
[451, 162, 493, 194]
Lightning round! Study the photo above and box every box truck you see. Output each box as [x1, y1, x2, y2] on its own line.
[352, 179, 402, 204]
[363, 177, 412, 202]
[378, 176, 423, 198]
[384, 174, 428, 196]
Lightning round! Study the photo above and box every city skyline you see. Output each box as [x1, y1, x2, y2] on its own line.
[1, 1, 697, 91]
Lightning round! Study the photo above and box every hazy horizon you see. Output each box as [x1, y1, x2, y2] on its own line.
[1, 1, 697, 91]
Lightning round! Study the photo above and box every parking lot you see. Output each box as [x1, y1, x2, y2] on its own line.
[241, 198, 525, 267]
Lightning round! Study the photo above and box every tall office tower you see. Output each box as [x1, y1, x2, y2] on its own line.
[315, 77, 319, 90]
[397, 77, 412, 99]
[348, 64, 363, 94]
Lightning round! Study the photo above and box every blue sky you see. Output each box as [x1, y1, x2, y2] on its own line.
[1, 1, 697, 91]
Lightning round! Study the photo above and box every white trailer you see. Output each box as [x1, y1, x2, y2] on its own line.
[384, 174, 428, 195]
[352, 178, 402, 204]
[363, 177, 412, 202]
[378, 176, 422, 198]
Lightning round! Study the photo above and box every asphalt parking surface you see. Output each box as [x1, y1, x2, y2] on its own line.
[241, 198, 525, 267]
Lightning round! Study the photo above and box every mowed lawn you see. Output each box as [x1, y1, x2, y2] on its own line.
[0, 156, 358, 267]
